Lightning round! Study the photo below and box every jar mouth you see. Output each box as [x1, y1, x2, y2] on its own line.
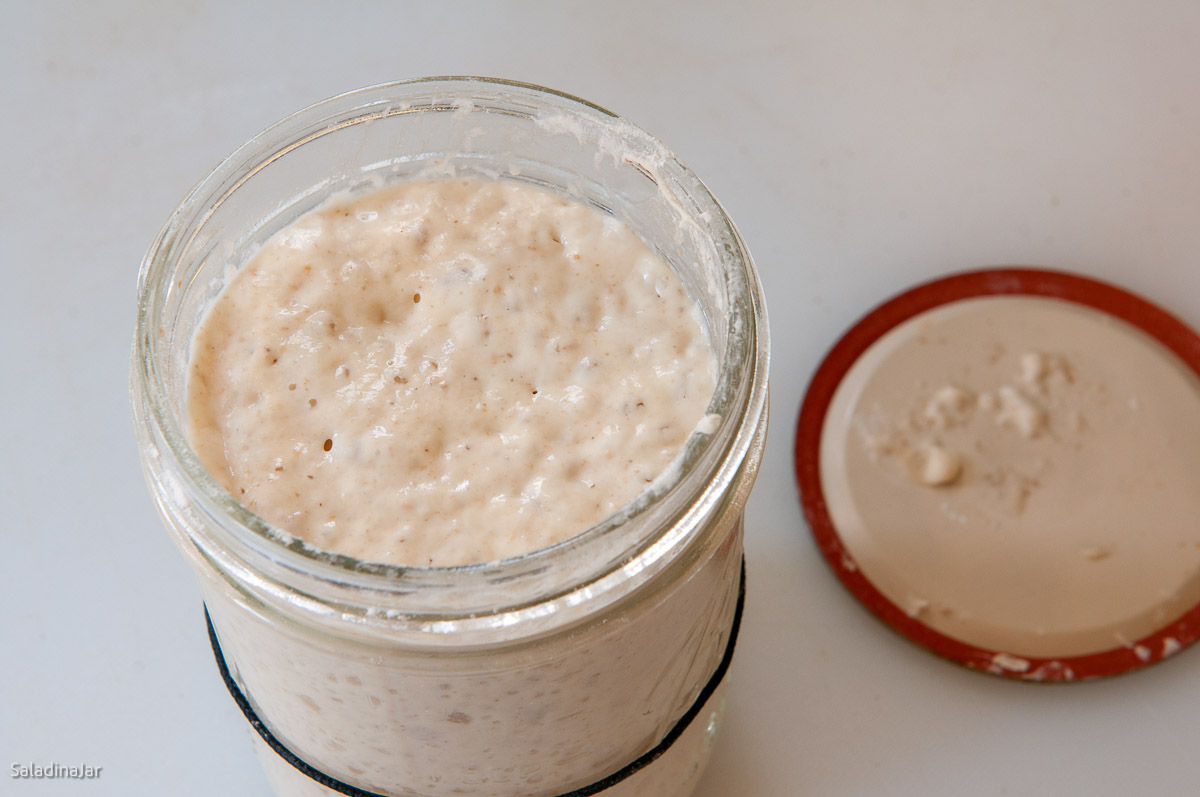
[133, 76, 769, 607]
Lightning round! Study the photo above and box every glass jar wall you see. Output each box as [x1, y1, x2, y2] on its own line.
[132, 78, 768, 797]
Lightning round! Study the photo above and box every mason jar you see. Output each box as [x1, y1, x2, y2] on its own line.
[131, 77, 769, 797]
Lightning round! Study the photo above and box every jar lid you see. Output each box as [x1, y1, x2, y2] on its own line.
[795, 268, 1200, 680]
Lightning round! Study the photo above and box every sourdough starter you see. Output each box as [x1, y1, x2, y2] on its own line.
[185, 178, 735, 796]
[188, 178, 715, 566]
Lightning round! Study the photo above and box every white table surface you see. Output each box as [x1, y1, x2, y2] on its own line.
[4, 2, 1200, 795]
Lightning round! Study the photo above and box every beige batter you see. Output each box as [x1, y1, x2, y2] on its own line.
[820, 296, 1200, 659]
[187, 178, 716, 566]
[181, 177, 738, 797]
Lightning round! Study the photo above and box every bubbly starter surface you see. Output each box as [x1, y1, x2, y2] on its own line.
[188, 179, 715, 566]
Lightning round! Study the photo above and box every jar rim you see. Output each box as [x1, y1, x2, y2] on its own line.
[132, 76, 769, 619]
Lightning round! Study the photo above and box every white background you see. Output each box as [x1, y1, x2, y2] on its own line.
[4, 2, 1200, 795]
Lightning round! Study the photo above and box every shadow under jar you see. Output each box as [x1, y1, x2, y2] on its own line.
[131, 77, 769, 797]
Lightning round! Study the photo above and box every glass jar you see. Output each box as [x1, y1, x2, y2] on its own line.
[131, 77, 769, 797]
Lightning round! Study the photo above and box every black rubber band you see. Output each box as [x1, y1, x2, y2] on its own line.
[205, 558, 746, 797]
